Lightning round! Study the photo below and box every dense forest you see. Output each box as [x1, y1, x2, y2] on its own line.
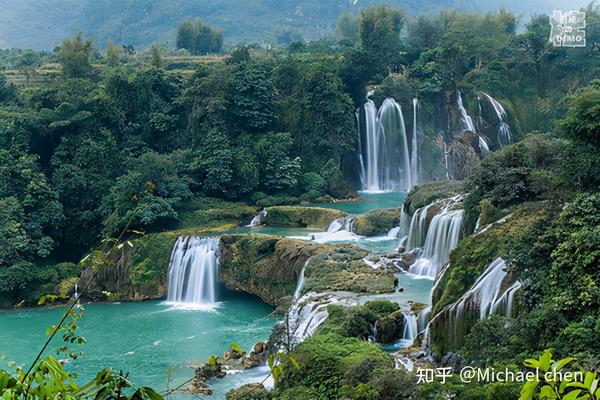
[0, 0, 590, 50]
[2, 2, 600, 400]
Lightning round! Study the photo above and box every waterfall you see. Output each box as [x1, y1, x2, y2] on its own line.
[358, 94, 412, 191]
[491, 280, 522, 318]
[387, 226, 400, 238]
[402, 313, 418, 343]
[417, 306, 432, 333]
[480, 91, 513, 148]
[457, 91, 489, 153]
[409, 208, 464, 278]
[457, 91, 476, 133]
[247, 208, 267, 227]
[293, 259, 310, 300]
[166, 236, 220, 308]
[406, 204, 433, 250]
[288, 292, 357, 346]
[327, 217, 355, 233]
[411, 98, 419, 186]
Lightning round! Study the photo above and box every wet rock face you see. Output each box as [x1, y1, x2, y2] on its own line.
[243, 342, 268, 369]
[375, 310, 405, 343]
[448, 132, 481, 180]
[440, 352, 465, 373]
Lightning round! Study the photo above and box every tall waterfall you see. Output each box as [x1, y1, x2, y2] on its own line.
[480, 91, 513, 148]
[166, 236, 220, 308]
[457, 91, 489, 152]
[358, 94, 414, 191]
[411, 98, 420, 186]
[409, 208, 464, 278]
[457, 91, 476, 133]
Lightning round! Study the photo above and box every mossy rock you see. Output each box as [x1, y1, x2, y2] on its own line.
[178, 196, 256, 229]
[219, 234, 316, 306]
[405, 181, 464, 214]
[264, 206, 346, 229]
[303, 246, 395, 294]
[226, 384, 271, 400]
[353, 208, 401, 236]
[375, 310, 405, 343]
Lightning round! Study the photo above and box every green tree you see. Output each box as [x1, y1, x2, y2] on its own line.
[337, 12, 359, 43]
[57, 32, 93, 78]
[176, 19, 223, 55]
[105, 39, 122, 66]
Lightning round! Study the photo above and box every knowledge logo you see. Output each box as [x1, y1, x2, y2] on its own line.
[550, 10, 586, 47]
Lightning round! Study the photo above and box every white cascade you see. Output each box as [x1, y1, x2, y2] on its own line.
[480, 91, 513, 148]
[491, 280, 522, 318]
[457, 91, 489, 152]
[417, 305, 432, 333]
[411, 98, 420, 186]
[457, 91, 476, 133]
[402, 313, 418, 343]
[387, 226, 400, 238]
[327, 217, 355, 233]
[358, 94, 412, 192]
[166, 236, 220, 308]
[405, 204, 433, 250]
[293, 258, 310, 300]
[409, 207, 464, 278]
[454, 257, 508, 321]
[288, 292, 356, 346]
[247, 208, 267, 227]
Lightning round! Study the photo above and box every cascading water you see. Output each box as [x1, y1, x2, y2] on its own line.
[166, 236, 220, 309]
[358, 94, 413, 191]
[417, 306, 432, 333]
[457, 91, 489, 152]
[293, 259, 310, 300]
[411, 98, 420, 186]
[409, 207, 464, 278]
[402, 313, 418, 343]
[480, 91, 513, 148]
[491, 280, 522, 318]
[327, 217, 355, 233]
[247, 208, 267, 227]
[405, 204, 433, 250]
[449, 257, 511, 342]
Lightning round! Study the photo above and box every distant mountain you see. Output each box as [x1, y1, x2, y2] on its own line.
[0, 0, 591, 50]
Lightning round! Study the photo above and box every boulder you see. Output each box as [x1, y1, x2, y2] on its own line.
[353, 208, 401, 236]
[263, 206, 346, 229]
[375, 310, 405, 343]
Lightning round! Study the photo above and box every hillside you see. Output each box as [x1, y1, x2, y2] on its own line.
[0, 0, 591, 50]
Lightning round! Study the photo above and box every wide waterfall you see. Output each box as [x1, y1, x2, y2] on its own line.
[480, 91, 513, 148]
[358, 94, 414, 191]
[409, 208, 464, 278]
[166, 236, 220, 309]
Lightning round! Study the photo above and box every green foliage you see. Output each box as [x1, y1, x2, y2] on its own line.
[562, 80, 600, 147]
[278, 333, 394, 399]
[519, 350, 600, 400]
[176, 19, 223, 55]
[57, 33, 93, 78]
